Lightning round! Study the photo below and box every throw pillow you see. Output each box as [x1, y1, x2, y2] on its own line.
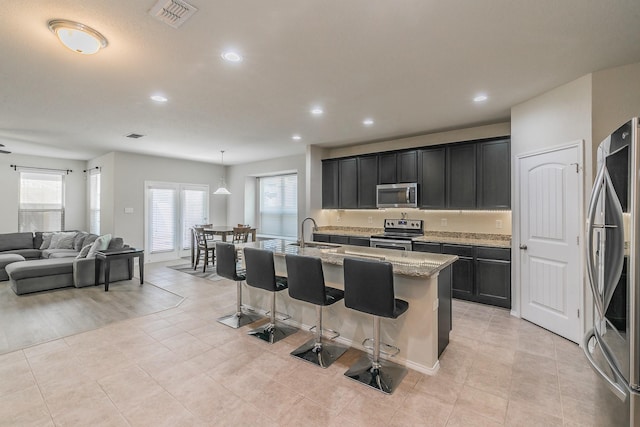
[107, 237, 124, 250]
[76, 244, 92, 259]
[84, 234, 98, 247]
[87, 234, 112, 258]
[74, 232, 88, 251]
[50, 232, 77, 249]
[39, 232, 53, 250]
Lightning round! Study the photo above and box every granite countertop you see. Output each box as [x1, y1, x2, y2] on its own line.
[240, 239, 458, 278]
[315, 226, 511, 248]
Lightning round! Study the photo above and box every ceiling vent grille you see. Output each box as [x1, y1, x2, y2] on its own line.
[149, 0, 198, 29]
[126, 133, 145, 139]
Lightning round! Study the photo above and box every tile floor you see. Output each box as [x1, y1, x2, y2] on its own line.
[0, 261, 627, 426]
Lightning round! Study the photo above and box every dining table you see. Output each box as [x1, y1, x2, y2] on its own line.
[190, 226, 257, 267]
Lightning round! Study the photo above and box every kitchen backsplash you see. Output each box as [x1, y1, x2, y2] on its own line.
[316, 209, 512, 235]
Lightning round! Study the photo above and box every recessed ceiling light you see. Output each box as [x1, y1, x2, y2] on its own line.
[473, 94, 488, 102]
[311, 107, 323, 116]
[48, 19, 108, 55]
[221, 51, 243, 62]
[292, 135, 302, 141]
[363, 118, 374, 126]
[150, 95, 168, 102]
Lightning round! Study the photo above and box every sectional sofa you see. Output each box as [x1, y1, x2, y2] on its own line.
[0, 231, 132, 295]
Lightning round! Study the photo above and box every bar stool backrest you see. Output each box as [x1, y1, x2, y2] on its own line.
[244, 247, 277, 291]
[285, 254, 326, 305]
[216, 242, 239, 281]
[343, 257, 395, 318]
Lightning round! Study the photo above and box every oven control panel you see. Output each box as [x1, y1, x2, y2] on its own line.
[384, 219, 423, 231]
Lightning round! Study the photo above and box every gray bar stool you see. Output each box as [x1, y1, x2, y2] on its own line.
[285, 254, 348, 368]
[215, 242, 263, 328]
[343, 257, 409, 394]
[243, 247, 297, 344]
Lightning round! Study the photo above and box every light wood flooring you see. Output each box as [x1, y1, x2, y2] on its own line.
[0, 260, 628, 426]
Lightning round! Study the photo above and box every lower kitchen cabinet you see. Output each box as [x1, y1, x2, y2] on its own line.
[349, 236, 371, 247]
[312, 233, 369, 246]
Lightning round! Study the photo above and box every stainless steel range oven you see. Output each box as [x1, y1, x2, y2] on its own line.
[370, 218, 424, 251]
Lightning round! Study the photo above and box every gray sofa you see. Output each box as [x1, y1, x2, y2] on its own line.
[0, 231, 132, 295]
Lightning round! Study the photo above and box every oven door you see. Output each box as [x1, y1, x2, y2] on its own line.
[369, 238, 411, 251]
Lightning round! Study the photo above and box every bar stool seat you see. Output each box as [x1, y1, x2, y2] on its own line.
[215, 242, 264, 328]
[244, 247, 297, 344]
[285, 254, 348, 368]
[343, 257, 409, 394]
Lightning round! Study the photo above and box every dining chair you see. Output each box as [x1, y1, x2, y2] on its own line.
[232, 226, 251, 244]
[193, 227, 215, 272]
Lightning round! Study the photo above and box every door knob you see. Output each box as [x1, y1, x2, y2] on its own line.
[519, 244, 528, 250]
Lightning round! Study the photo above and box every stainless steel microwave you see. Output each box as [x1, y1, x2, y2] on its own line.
[376, 183, 418, 208]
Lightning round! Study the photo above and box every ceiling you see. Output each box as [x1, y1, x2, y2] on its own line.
[1, 1, 640, 165]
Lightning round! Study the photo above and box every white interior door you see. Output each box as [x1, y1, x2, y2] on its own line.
[519, 143, 583, 342]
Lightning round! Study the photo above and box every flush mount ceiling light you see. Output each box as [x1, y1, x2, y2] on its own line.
[150, 95, 168, 102]
[213, 150, 231, 195]
[363, 118, 374, 126]
[473, 94, 488, 103]
[48, 19, 108, 55]
[221, 51, 243, 62]
[311, 107, 323, 116]
[292, 135, 302, 141]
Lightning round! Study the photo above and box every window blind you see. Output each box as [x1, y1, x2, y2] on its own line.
[182, 189, 206, 249]
[18, 171, 65, 232]
[149, 188, 176, 253]
[89, 170, 101, 235]
[259, 174, 297, 237]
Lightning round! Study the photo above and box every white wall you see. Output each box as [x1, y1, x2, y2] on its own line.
[87, 152, 115, 235]
[0, 154, 86, 233]
[227, 154, 306, 236]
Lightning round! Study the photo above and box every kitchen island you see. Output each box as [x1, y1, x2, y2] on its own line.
[238, 239, 457, 374]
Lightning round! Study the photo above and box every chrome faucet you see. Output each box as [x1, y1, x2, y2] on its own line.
[300, 217, 318, 248]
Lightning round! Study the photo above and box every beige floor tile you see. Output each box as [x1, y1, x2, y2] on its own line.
[164, 373, 244, 420]
[243, 378, 305, 421]
[504, 400, 563, 426]
[453, 384, 508, 423]
[278, 396, 334, 426]
[159, 331, 213, 359]
[466, 365, 512, 400]
[396, 390, 454, 425]
[98, 365, 166, 413]
[414, 374, 464, 404]
[301, 373, 361, 415]
[445, 405, 504, 426]
[122, 390, 200, 427]
[336, 391, 398, 427]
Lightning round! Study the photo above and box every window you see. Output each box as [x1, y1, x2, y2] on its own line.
[19, 171, 65, 232]
[259, 174, 297, 237]
[181, 188, 208, 250]
[89, 170, 101, 235]
[149, 186, 177, 253]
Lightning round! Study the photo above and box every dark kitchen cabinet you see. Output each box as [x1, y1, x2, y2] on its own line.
[349, 236, 370, 247]
[442, 244, 475, 300]
[418, 147, 446, 209]
[437, 265, 452, 357]
[313, 233, 331, 243]
[475, 247, 511, 309]
[357, 155, 379, 208]
[378, 150, 418, 184]
[329, 234, 350, 245]
[447, 144, 476, 209]
[477, 139, 511, 209]
[412, 241, 442, 253]
[339, 158, 358, 209]
[321, 160, 339, 209]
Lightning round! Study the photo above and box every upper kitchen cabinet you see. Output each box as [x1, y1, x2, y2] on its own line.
[322, 159, 339, 209]
[418, 147, 446, 209]
[447, 143, 476, 209]
[378, 150, 418, 184]
[357, 155, 378, 208]
[339, 157, 358, 209]
[477, 138, 511, 209]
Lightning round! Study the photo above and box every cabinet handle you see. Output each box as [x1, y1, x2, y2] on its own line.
[519, 244, 527, 250]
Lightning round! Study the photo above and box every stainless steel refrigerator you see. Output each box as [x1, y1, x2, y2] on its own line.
[584, 117, 639, 426]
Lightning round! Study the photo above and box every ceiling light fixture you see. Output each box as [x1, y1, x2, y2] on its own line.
[292, 135, 302, 140]
[213, 150, 231, 195]
[221, 51, 243, 62]
[150, 95, 168, 102]
[311, 107, 323, 116]
[48, 19, 108, 55]
[363, 118, 374, 126]
[473, 94, 488, 103]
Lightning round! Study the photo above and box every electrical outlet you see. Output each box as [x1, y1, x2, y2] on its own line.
[496, 220, 503, 229]
[367, 216, 372, 224]
[336, 214, 341, 223]
[440, 218, 447, 227]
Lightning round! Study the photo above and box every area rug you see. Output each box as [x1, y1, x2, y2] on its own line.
[168, 263, 224, 281]
[0, 279, 184, 355]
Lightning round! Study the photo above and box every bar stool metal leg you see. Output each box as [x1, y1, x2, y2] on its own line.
[291, 305, 348, 368]
[248, 291, 297, 344]
[344, 316, 408, 394]
[217, 280, 262, 328]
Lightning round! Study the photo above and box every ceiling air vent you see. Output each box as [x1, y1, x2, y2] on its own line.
[149, 0, 198, 29]
[126, 133, 145, 139]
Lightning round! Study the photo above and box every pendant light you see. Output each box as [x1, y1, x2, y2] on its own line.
[214, 150, 231, 195]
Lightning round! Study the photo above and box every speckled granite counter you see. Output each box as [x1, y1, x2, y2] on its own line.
[315, 226, 511, 248]
[238, 239, 457, 374]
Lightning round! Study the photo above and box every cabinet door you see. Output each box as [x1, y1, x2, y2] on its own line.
[378, 153, 397, 184]
[357, 155, 378, 208]
[418, 147, 446, 209]
[313, 233, 331, 243]
[397, 150, 418, 183]
[412, 242, 441, 253]
[321, 160, 339, 209]
[349, 237, 370, 247]
[339, 158, 358, 209]
[449, 257, 474, 300]
[447, 144, 477, 209]
[477, 139, 511, 209]
[475, 258, 511, 309]
[329, 235, 350, 245]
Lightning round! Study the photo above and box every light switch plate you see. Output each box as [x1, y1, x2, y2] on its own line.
[368, 216, 372, 224]
[496, 220, 503, 229]
[440, 218, 447, 227]
[124, 207, 134, 214]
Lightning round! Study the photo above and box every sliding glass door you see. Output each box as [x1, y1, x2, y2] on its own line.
[145, 182, 209, 262]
